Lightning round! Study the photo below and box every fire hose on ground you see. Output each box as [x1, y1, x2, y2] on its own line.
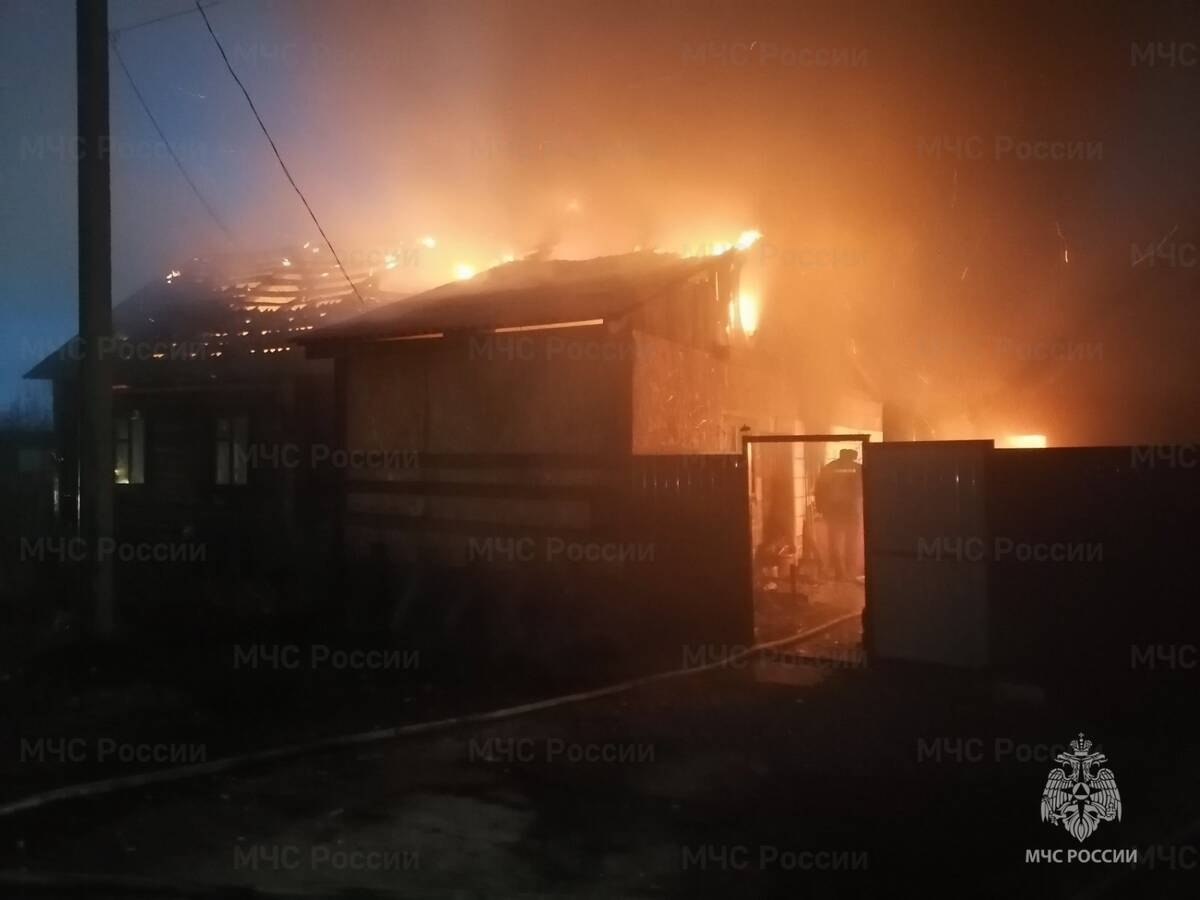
[0, 611, 860, 820]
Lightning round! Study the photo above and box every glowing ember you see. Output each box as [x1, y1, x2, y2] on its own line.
[454, 263, 476, 280]
[999, 434, 1047, 449]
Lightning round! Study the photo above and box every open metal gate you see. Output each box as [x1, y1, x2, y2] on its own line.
[862, 440, 991, 668]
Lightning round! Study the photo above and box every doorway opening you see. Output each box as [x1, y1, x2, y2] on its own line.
[742, 433, 870, 645]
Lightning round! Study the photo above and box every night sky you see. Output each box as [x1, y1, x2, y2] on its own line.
[2, 0, 1199, 443]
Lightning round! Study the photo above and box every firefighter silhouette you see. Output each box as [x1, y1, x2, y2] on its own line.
[814, 447, 862, 580]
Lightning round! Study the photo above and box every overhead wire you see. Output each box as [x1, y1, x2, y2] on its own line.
[110, 34, 236, 245]
[193, 1, 367, 304]
[108, 0, 224, 38]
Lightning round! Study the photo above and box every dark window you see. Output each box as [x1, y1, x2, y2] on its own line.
[215, 415, 249, 485]
[114, 411, 145, 484]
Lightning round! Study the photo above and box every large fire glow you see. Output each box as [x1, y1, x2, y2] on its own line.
[738, 292, 760, 337]
[368, 225, 762, 292]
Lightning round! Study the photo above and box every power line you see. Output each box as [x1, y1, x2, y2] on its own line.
[110, 35, 235, 245]
[109, 1, 224, 38]
[193, 1, 368, 305]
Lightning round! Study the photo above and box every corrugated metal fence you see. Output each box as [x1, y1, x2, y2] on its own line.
[340, 453, 753, 674]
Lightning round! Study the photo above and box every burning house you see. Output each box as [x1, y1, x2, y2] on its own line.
[22, 239, 881, 657]
[24, 251, 393, 623]
[300, 247, 797, 458]
[296, 245, 880, 666]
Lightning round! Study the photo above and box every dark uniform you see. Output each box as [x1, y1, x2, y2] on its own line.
[815, 448, 863, 579]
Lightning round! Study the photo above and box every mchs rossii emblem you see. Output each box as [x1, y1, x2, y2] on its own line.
[1040, 733, 1122, 843]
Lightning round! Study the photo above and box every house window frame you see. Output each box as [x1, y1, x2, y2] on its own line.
[114, 410, 145, 485]
[215, 414, 250, 486]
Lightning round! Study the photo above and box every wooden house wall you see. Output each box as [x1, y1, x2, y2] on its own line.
[47, 373, 338, 562]
[342, 328, 633, 460]
[629, 329, 797, 453]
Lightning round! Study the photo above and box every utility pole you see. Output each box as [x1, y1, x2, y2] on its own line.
[77, 0, 114, 636]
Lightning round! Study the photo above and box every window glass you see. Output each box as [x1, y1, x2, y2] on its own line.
[130, 412, 145, 483]
[114, 412, 145, 484]
[216, 415, 249, 485]
[232, 415, 248, 485]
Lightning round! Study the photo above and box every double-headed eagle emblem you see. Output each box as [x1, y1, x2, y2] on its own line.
[1040, 733, 1122, 842]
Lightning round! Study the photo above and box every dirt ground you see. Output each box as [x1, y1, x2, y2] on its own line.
[753, 577, 863, 644]
[2, 615, 1197, 899]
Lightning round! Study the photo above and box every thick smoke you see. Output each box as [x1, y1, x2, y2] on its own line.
[102, 0, 1200, 444]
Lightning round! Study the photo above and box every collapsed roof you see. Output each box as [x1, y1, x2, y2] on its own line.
[26, 250, 396, 383]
